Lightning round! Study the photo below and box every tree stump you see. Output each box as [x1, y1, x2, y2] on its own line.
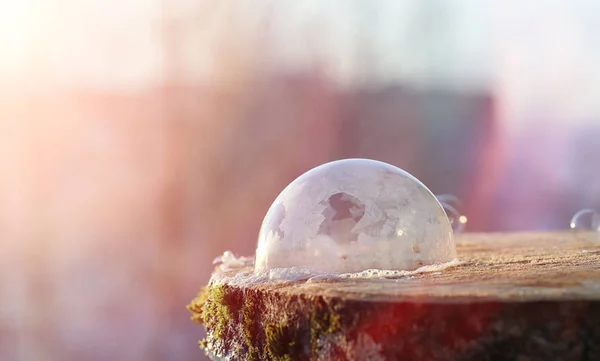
[188, 232, 600, 361]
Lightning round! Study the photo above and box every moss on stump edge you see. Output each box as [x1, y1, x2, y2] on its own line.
[188, 284, 345, 361]
[188, 232, 600, 360]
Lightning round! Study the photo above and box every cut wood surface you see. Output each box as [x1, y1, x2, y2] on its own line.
[188, 232, 600, 361]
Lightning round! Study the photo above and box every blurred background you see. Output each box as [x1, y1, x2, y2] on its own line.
[1, 1, 600, 360]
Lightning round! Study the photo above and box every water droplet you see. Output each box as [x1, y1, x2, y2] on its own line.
[255, 159, 455, 274]
[570, 209, 600, 232]
[436, 194, 467, 235]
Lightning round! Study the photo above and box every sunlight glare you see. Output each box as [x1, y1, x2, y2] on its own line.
[0, 1, 44, 80]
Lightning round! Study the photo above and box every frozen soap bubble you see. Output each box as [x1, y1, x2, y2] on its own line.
[436, 194, 468, 235]
[255, 159, 455, 274]
[570, 209, 600, 232]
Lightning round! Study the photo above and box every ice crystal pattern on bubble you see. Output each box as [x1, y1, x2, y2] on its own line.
[255, 159, 455, 274]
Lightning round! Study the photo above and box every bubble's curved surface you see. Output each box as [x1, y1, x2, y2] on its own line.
[436, 194, 468, 235]
[570, 209, 600, 232]
[255, 159, 455, 274]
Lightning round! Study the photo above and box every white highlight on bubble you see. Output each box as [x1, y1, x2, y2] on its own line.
[254, 158, 456, 274]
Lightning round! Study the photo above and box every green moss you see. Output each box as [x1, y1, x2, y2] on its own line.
[240, 293, 300, 361]
[265, 321, 296, 361]
[197, 284, 232, 339]
[247, 352, 259, 361]
[214, 290, 233, 338]
[189, 286, 344, 360]
[187, 286, 210, 324]
[187, 284, 235, 344]
[241, 297, 260, 360]
[198, 339, 208, 350]
[327, 313, 342, 334]
[310, 301, 343, 354]
[265, 322, 286, 359]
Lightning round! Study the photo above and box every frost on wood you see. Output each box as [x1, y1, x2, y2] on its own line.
[255, 159, 455, 274]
